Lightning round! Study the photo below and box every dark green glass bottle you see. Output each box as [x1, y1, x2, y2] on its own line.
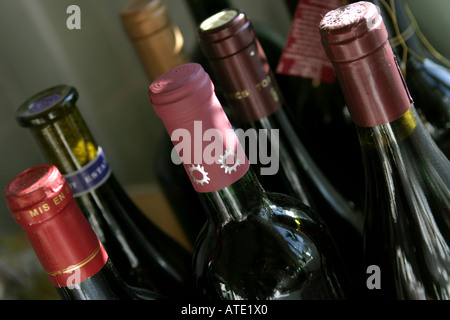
[193, 169, 351, 299]
[15, 85, 193, 298]
[320, 1, 450, 299]
[359, 108, 450, 299]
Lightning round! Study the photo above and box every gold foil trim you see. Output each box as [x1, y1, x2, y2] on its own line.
[46, 242, 102, 276]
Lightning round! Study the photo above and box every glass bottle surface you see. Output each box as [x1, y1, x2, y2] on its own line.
[148, 62, 352, 300]
[278, 0, 365, 211]
[193, 169, 350, 299]
[184, 0, 299, 109]
[3, 164, 162, 300]
[15, 85, 193, 298]
[320, 1, 450, 299]
[56, 259, 163, 300]
[120, 0, 206, 246]
[197, 8, 365, 291]
[359, 108, 450, 299]
[373, 0, 450, 157]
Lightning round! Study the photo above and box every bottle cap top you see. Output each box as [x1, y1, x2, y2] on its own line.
[120, 0, 169, 39]
[4, 164, 69, 226]
[149, 62, 214, 121]
[319, 1, 385, 62]
[198, 9, 254, 60]
[148, 63, 250, 193]
[319, 1, 412, 127]
[16, 85, 77, 127]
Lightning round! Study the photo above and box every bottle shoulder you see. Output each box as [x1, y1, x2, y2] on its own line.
[362, 116, 450, 299]
[364, 120, 450, 206]
[56, 259, 162, 300]
[193, 192, 347, 299]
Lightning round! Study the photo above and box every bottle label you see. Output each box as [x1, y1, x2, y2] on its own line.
[64, 147, 111, 196]
[276, 0, 346, 83]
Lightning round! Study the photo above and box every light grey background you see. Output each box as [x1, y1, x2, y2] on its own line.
[0, 0, 449, 235]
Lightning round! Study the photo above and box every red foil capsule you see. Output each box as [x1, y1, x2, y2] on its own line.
[3, 164, 108, 288]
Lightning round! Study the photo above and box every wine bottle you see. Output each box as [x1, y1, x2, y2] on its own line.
[120, 0, 205, 245]
[277, 0, 366, 212]
[15, 85, 193, 298]
[120, 0, 189, 82]
[320, 1, 450, 299]
[148, 62, 351, 300]
[197, 8, 364, 289]
[184, 0, 299, 110]
[185, 0, 287, 73]
[3, 164, 162, 300]
[372, 0, 450, 157]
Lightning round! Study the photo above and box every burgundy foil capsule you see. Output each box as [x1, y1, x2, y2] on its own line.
[197, 9, 253, 60]
[319, 1, 413, 127]
[3, 164, 108, 287]
[198, 9, 282, 123]
[148, 63, 250, 193]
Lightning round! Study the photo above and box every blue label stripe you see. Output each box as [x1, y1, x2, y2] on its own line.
[64, 147, 111, 197]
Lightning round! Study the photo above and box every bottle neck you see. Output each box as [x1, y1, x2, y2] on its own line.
[120, 0, 189, 81]
[357, 105, 417, 147]
[28, 105, 99, 172]
[26, 103, 113, 197]
[334, 45, 413, 128]
[355, 105, 446, 177]
[56, 259, 123, 299]
[14, 185, 109, 289]
[56, 258, 161, 300]
[245, 109, 311, 205]
[197, 168, 266, 227]
[201, 30, 283, 125]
